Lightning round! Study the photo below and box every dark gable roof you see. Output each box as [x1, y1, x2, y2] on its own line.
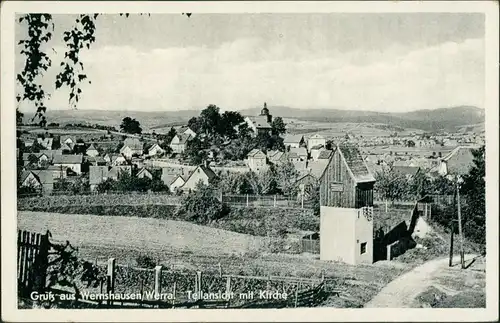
[53, 154, 83, 164]
[247, 149, 266, 158]
[199, 165, 218, 181]
[318, 149, 333, 159]
[392, 166, 420, 177]
[338, 144, 376, 183]
[20, 170, 37, 184]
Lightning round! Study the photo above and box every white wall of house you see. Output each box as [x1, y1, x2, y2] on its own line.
[22, 173, 41, 188]
[149, 145, 165, 157]
[182, 168, 210, 191]
[183, 128, 196, 138]
[86, 149, 99, 157]
[247, 157, 267, 172]
[170, 176, 185, 193]
[137, 170, 153, 179]
[121, 146, 134, 159]
[170, 140, 186, 154]
[307, 135, 326, 151]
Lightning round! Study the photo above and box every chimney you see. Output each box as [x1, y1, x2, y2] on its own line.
[204, 160, 209, 168]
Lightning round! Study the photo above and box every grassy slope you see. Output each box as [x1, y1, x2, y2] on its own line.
[18, 211, 410, 308]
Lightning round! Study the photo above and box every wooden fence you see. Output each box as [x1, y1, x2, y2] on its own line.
[17, 230, 50, 297]
[60, 258, 331, 309]
[301, 239, 320, 254]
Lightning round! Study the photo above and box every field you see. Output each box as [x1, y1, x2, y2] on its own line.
[18, 211, 412, 307]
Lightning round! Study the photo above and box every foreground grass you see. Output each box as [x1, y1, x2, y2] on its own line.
[18, 211, 409, 308]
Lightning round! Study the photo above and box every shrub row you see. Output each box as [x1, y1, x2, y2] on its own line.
[19, 204, 178, 219]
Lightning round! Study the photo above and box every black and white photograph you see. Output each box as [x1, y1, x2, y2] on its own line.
[1, 1, 498, 322]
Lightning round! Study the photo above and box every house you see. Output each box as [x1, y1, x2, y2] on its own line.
[147, 143, 165, 157]
[438, 146, 481, 177]
[243, 102, 274, 135]
[246, 149, 268, 172]
[267, 150, 285, 165]
[106, 154, 128, 166]
[37, 136, 54, 150]
[161, 168, 187, 193]
[120, 138, 144, 159]
[307, 134, 326, 152]
[89, 165, 132, 190]
[319, 144, 376, 265]
[86, 143, 99, 157]
[85, 156, 107, 166]
[392, 166, 421, 179]
[289, 147, 308, 161]
[177, 126, 197, 139]
[169, 134, 192, 154]
[136, 167, 162, 180]
[52, 154, 83, 174]
[307, 159, 330, 180]
[181, 164, 219, 192]
[283, 134, 305, 149]
[22, 152, 51, 168]
[27, 169, 55, 194]
[60, 135, 77, 149]
[19, 170, 42, 191]
[310, 147, 326, 161]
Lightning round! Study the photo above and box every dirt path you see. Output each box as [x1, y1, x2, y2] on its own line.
[364, 254, 478, 308]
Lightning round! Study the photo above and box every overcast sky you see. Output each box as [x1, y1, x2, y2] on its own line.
[16, 13, 485, 113]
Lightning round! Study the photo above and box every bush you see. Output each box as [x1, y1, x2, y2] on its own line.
[175, 182, 230, 224]
[135, 255, 156, 269]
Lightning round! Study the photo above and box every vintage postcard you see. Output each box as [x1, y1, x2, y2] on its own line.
[1, 1, 498, 322]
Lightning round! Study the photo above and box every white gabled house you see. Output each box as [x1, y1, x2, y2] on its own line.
[148, 143, 165, 157]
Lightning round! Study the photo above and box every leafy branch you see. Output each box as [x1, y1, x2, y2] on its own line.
[55, 14, 98, 108]
[16, 14, 54, 121]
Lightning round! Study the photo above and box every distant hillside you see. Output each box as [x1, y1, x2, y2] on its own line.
[241, 105, 484, 132]
[21, 105, 484, 132]
[22, 109, 199, 130]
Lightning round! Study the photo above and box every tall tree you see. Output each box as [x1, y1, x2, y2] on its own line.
[120, 117, 142, 134]
[275, 161, 299, 196]
[374, 168, 409, 203]
[199, 104, 221, 136]
[460, 146, 485, 246]
[271, 117, 286, 136]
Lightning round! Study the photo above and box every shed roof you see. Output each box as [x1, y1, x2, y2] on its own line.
[338, 144, 376, 183]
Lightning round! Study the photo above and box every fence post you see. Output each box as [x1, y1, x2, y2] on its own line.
[294, 283, 299, 307]
[246, 194, 249, 207]
[106, 258, 116, 306]
[225, 276, 231, 308]
[385, 200, 388, 213]
[274, 195, 277, 207]
[218, 262, 222, 277]
[197, 271, 202, 294]
[386, 245, 391, 261]
[154, 265, 162, 302]
[429, 204, 432, 220]
[172, 281, 176, 307]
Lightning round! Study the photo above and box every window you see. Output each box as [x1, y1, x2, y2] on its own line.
[360, 242, 367, 255]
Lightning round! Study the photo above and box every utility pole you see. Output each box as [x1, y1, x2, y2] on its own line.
[449, 219, 455, 267]
[456, 176, 465, 269]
